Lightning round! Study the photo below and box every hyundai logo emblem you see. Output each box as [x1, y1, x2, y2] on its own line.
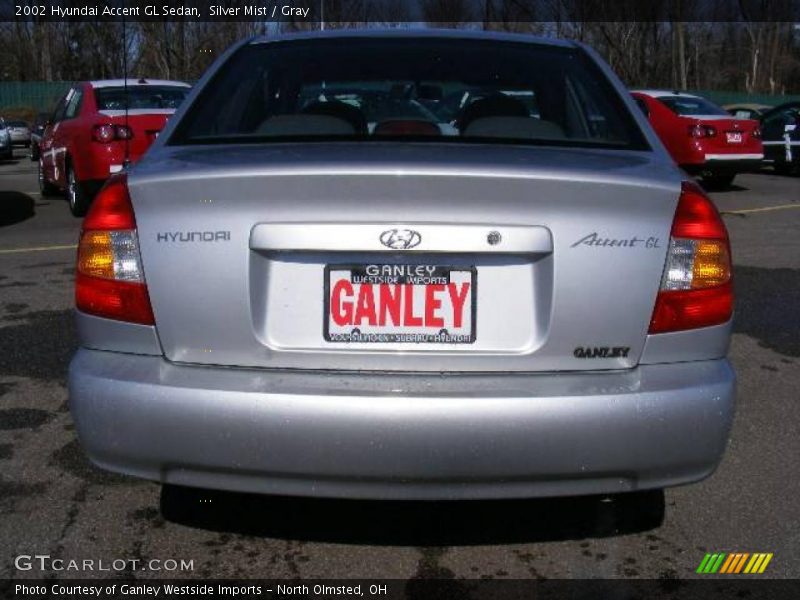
[379, 228, 422, 250]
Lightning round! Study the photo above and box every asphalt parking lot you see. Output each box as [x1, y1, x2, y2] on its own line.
[1, 148, 798, 582]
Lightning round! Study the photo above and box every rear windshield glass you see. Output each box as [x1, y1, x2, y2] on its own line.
[95, 85, 189, 111]
[7, 121, 28, 127]
[657, 96, 728, 117]
[170, 38, 648, 150]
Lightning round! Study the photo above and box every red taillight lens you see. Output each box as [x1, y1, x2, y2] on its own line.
[83, 174, 136, 230]
[649, 282, 733, 334]
[670, 181, 728, 239]
[92, 124, 115, 143]
[92, 124, 133, 142]
[76, 272, 154, 325]
[115, 125, 133, 140]
[688, 124, 716, 138]
[76, 174, 154, 325]
[648, 182, 733, 334]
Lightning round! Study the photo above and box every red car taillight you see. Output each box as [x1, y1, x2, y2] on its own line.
[92, 124, 115, 143]
[76, 174, 154, 325]
[649, 181, 733, 334]
[374, 120, 441, 136]
[92, 124, 133, 143]
[115, 125, 133, 140]
[688, 124, 717, 138]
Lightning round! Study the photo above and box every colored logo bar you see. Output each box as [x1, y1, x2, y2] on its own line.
[696, 553, 773, 574]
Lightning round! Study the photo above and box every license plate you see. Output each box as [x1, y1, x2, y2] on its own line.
[324, 264, 476, 344]
[726, 131, 743, 143]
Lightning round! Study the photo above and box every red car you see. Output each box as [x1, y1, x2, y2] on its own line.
[39, 79, 191, 215]
[631, 90, 763, 188]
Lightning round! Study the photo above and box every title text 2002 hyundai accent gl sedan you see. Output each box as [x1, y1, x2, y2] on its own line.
[69, 30, 735, 501]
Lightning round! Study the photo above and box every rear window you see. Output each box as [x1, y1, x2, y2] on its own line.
[8, 121, 28, 127]
[95, 85, 189, 111]
[170, 38, 648, 150]
[657, 96, 728, 117]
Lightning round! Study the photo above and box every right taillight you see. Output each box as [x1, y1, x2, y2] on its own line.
[649, 181, 733, 334]
[76, 174, 154, 325]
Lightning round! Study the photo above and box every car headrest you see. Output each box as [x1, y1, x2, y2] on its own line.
[301, 101, 368, 134]
[463, 116, 565, 140]
[457, 95, 529, 131]
[255, 115, 356, 137]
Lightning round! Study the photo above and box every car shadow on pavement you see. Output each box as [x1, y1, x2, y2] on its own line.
[733, 265, 800, 357]
[708, 183, 748, 194]
[0, 191, 35, 227]
[698, 180, 748, 194]
[160, 486, 664, 545]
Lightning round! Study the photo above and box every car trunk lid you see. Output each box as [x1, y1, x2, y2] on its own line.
[130, 143, 680, 372]
[97, 110, 174, 158]
[682, 115, 761, 153]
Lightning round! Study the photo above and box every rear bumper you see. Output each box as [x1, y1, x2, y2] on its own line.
[69, 349, 736, 500]
[74, 143, 143, 182]
[683, 155, 763, 174]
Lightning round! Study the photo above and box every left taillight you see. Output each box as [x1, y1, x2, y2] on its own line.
[649, 181, 733, 334]
[92, 124, 133, 143]
[75, 173, 154, 325]
[688, 124, 717, 138]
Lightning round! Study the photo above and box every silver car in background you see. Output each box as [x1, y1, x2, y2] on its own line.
[69, 30, 736, 502]
[0, 118, 12, 159]
[5, 119, 31, 146]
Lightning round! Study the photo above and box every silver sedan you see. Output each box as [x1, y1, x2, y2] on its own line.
[69, 30, 735, 502]
[4, 120, 31, 146]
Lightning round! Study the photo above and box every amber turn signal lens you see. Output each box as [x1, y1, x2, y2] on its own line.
[77, 231, 115, 279]
[692, 240, 731, 288]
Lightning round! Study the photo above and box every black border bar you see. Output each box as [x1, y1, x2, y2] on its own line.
[3, 578, 800, 600]
[2, 0, 800, 23]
